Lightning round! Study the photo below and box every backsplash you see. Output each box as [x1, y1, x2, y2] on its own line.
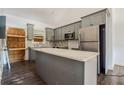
[54, 41, 68, 48]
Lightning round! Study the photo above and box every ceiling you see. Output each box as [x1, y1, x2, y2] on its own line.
[3, 8, 104, 28]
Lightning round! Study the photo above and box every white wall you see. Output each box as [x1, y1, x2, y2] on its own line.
[68, 40, 79, 49]
[105, 9, 113, 71]
[112, 9, 124, 66]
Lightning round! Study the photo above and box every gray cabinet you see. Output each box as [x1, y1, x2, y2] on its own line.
[54, 28, 62, 41]
[68, 24, 75, 33]
[82, 10, 106, 27]
[74, 21, 81, 39]
[54, 21, 81, 41]
[101, 11, 106, 25]
[27, 24, 34, 40]
[29, 48, 36, 61]
[61, 26, 66, 40]
[46, 28, 54, 41]
[82, 17, 91, 27]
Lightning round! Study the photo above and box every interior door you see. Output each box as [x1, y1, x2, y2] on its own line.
[99, 24, 106, 74]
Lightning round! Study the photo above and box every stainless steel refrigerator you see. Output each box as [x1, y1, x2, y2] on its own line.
[79, 25, 99, 52]
[79, 25, 106, 74]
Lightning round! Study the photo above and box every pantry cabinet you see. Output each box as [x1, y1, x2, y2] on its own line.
[46, 28, 54, 41]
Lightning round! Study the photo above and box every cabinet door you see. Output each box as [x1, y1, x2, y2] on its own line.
[74, 22, 81, 39]
[46, 28, 50, 41]
[54, 28, 62, 41]
[82, 17, 90, 27]
[54, 29, 57, 41]
[101, 11, 106, 25]
[58, 28, 62, 40]
[82, 10, 106, 27]
[68, 24, 75, 33]
[29, 48, 36, 61]
[61, 27, 66, 40]
[90, 14, 97, 26]
[27, 24, 34, 40]
[46, 28, 54, 41]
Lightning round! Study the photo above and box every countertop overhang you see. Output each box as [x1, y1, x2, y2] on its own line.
[34, 48, 98, 62]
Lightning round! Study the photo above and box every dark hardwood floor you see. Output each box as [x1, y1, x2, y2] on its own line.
[2, 61, 124, 85]
[1, 61, 47, 85]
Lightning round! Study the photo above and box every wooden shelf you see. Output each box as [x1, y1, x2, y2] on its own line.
[34, 36, 43, 42]
[7, 34, 26, 38]
[7, 27, 26, 63]
[9, 48, 26, 51]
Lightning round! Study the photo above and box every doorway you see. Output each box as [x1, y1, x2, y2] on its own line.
[99, 24, 106, 74]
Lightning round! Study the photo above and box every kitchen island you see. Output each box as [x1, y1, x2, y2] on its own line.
[34, 48, 98, 85]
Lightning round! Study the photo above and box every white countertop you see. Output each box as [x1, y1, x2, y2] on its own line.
[34, 48, 98, 62]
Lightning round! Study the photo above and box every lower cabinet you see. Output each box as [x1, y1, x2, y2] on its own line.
[29, 48, 36, 61]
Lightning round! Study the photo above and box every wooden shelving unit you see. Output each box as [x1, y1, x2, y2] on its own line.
[9, 48, 26, 51]
[7, 27, 26, 63]
[34, 36, 43, 42]
[7, 34, 26, 38]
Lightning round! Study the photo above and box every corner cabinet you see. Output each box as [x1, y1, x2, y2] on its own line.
[46, 28, 54, 41]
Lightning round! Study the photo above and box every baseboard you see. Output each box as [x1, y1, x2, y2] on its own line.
[114, 64, 124, 67]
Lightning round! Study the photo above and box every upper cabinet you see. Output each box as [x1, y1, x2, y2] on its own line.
[55, 21, 82, 41]
[54, 28, 62, 41]
[47, 10, 106, 41]
[68, 24, 75, 33]
[82, 10, 106, 28]
[27, 24, 34, 40]
[61, 26, 67, 40]
[74, 21, 81, 39]
[46, 28, 54, 41]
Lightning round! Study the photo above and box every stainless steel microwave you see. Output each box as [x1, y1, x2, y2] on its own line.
[65, 32, 75, 40]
